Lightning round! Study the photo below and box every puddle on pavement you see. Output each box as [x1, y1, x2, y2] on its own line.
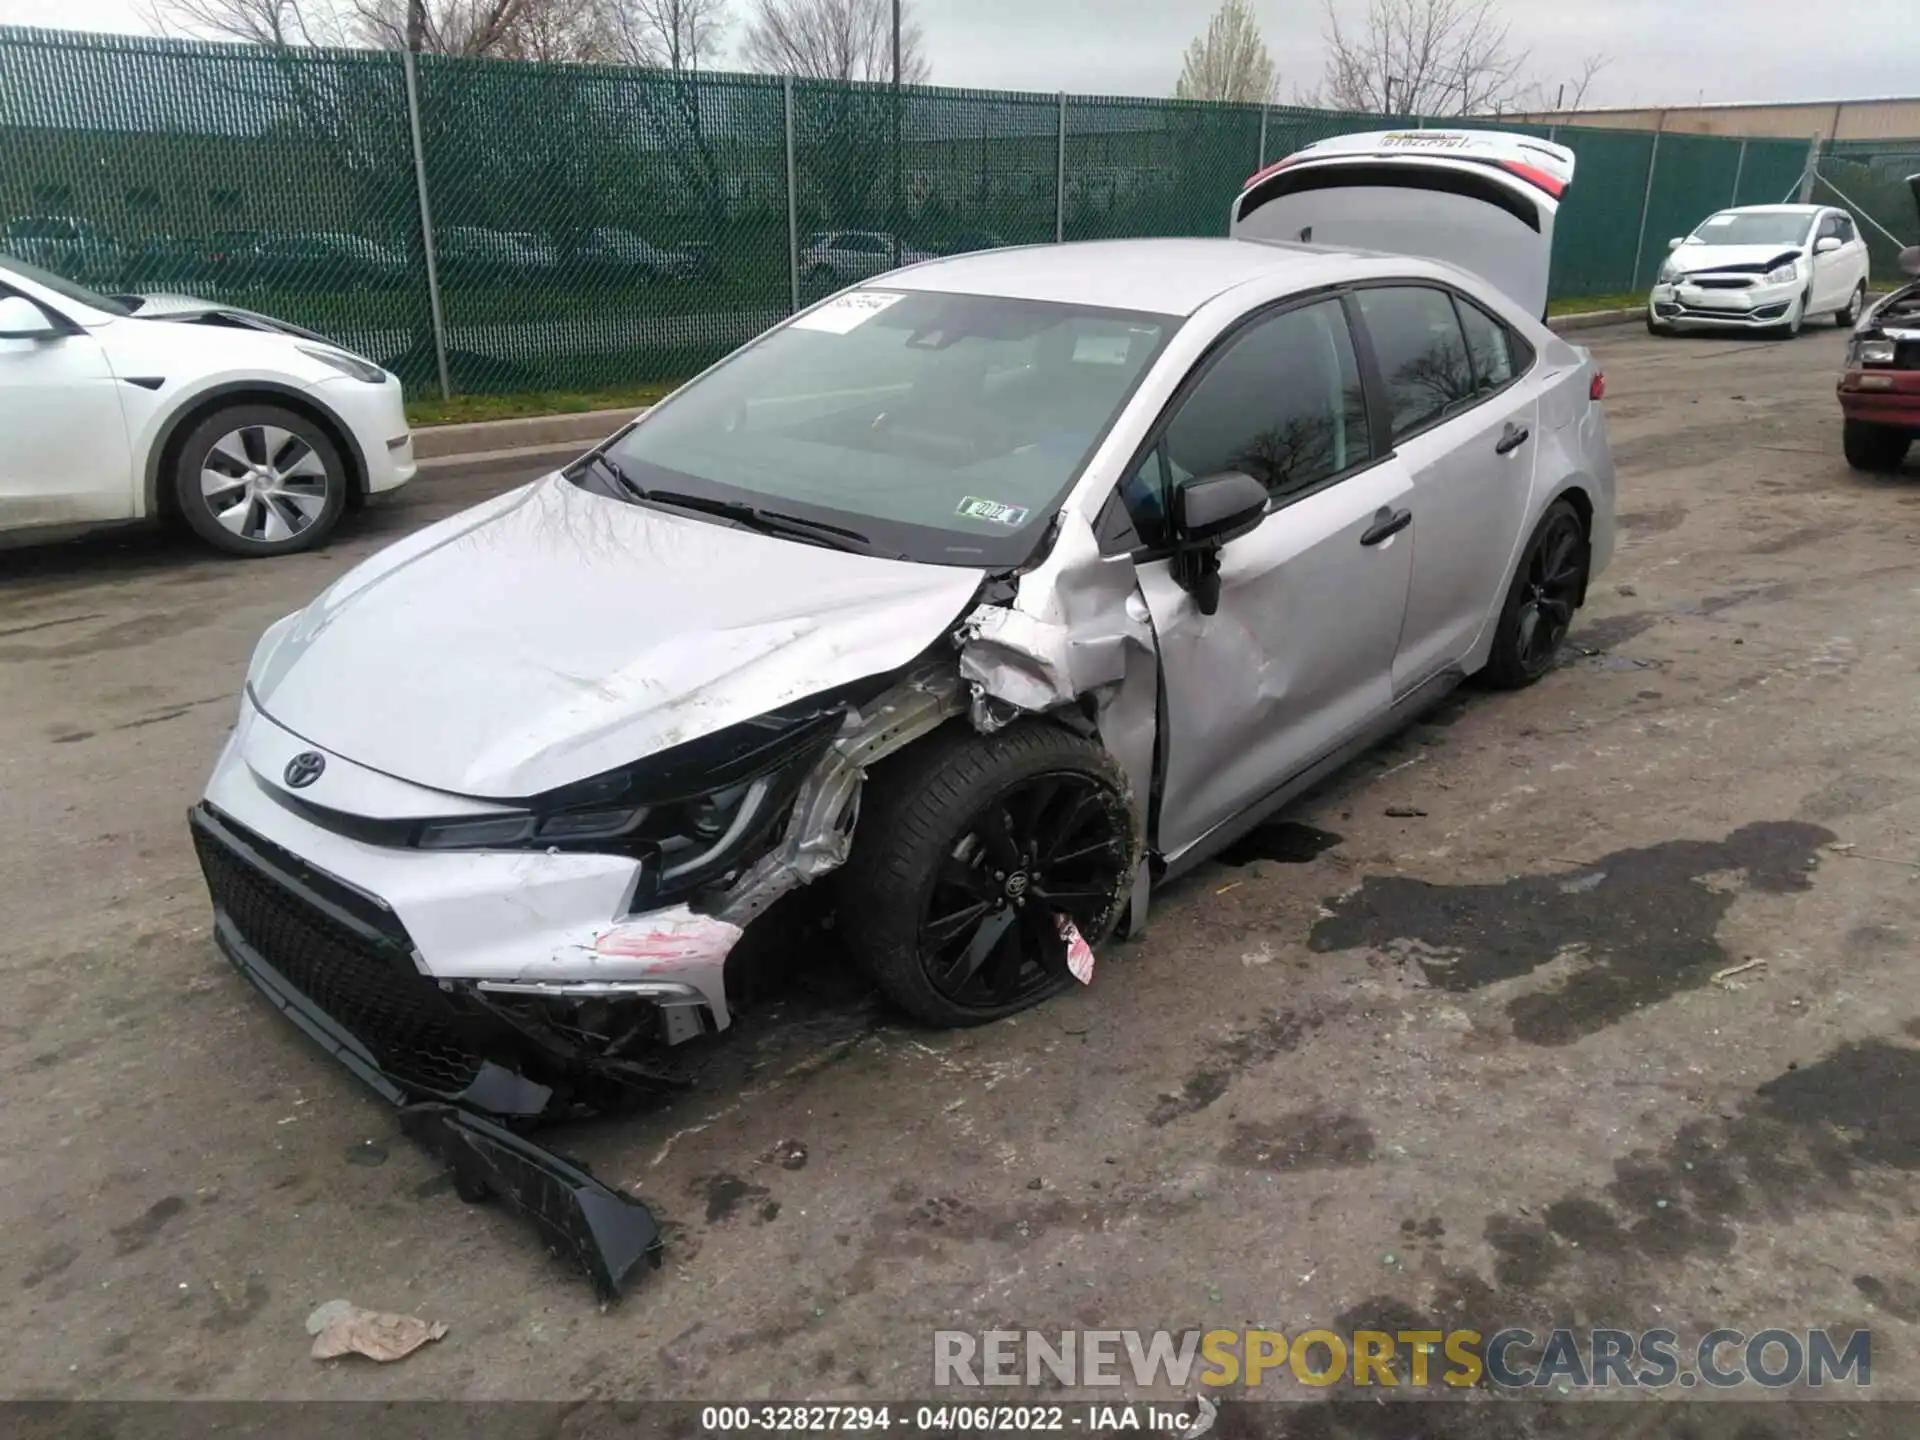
[1218, 821, 1343, 867]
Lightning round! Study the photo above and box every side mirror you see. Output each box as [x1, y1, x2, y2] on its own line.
[0, 294, 59, 340]
[1815, 236, 1843, 255]
[1169, 471, 1269, 616]
[1172, 470, 1269, 546]
[1900, 246, 1920, 279]
[1667, 236, 1684, 250]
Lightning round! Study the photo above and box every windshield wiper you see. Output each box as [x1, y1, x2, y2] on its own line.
[642, 489, 873, 553]
[578, 450, 648, 502]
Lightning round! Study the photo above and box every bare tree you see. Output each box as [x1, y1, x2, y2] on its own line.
[1517, 54, 1609, 116]
[138, 0, 345, 47]
[742, 0, 927, 83]
[1314, 0, 1528, 116]
[1174, 0, 1279, 105]
[605, 0, 730, 68]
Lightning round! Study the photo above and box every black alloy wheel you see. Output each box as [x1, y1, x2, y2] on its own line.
[1482, 499, 1589, 689]
[919, 771, 1130, 1011]
[839, 724, 1137, 1027]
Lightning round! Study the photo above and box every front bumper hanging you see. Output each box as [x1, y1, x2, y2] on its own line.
[190, 804, 663, 1302]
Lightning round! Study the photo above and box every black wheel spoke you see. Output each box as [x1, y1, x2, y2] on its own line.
[1031, 882, 1112, 908]
[935, 907, 1017, 991]
[977, 804, 1023, 869]
[937, 855, 995, 901]
[925, 899, 991, 945]
[1048, 833, 1118, 868]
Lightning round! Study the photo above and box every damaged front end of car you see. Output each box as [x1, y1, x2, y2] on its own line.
[191, 496, 1168, 1301]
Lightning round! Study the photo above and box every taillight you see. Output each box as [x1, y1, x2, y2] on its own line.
[1590, 371, 1606, 401]
[1497, 159, 1568, 199]
[1241, 155, 1303, 190]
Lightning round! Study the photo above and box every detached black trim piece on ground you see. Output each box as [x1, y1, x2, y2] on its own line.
[191, 807, 663, 1303]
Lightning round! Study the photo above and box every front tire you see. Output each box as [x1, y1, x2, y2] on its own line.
[1480, 499, 1590, 690]
[838, 723, 1138, 1027]
[1842, 419, 1913, 474]
[1775, 290, 1809, 339]
[173, 403, 348, 557]
[1836, 282, 1867, 328]
[1645, 310, 1671, 336]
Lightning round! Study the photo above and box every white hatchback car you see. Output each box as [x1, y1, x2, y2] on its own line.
[0, 255, 415, 556]
[801, 230, 936, 289]
[1649, 204, 1871, 337]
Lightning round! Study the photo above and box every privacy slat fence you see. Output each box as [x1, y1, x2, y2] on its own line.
[0, 25, 1828, 398]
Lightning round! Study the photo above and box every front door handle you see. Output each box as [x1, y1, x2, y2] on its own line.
[1495, 422, 1531, 456]
[1360, 506, 1411, 547]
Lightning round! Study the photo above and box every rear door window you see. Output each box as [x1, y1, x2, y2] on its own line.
[1353, 286, 1477, 439]
[1453, 295, 1519, 393]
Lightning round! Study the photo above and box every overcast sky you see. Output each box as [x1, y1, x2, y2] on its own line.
[1, 0, 1914, 109]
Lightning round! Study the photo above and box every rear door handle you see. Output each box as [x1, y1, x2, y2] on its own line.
[1360, 506, 1411, 547]
[1495, 422, 1531, 456]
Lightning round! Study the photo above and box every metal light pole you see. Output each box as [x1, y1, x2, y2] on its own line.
[891, 0, 902, 268]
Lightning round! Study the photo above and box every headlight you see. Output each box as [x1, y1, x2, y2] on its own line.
[408, 690, 862, 905]
[1851, 336, 1897, 367]
[297, 344, 387, 384]
[1764, 262, 1799, 286]
[1657, 260, 1679, 284]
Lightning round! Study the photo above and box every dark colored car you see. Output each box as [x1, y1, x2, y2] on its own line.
[1837, 174, 1920, 473]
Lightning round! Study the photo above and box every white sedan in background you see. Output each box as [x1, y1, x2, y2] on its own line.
[1648, 204, 1871, 337]
[0, 255, 414, 556]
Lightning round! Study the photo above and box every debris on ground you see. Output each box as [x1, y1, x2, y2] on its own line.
[764, 1139, 809, 1171]
[1384, 805, 1427, 818]
[1711, 958, 1767, 988]
[306, 1299, 448, 1362]
[1057, 916, 1096, 984]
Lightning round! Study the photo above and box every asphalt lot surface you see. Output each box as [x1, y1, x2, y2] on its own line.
[5, 323, 1920, 1413]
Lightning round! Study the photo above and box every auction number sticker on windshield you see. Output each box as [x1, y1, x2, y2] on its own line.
[956, 496, 1030, 527]
[791, 290, 905, 334]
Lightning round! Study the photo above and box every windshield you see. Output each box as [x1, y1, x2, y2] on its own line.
[599, 288, 1176, 566]
[0, 253, 135, 316]
[1687, 212, 1814, 247]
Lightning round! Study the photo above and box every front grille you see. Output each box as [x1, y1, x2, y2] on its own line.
[1692, 277, 1753, 290]
[1896, 340, 1920, 371]
[192, 813, 487, 1094]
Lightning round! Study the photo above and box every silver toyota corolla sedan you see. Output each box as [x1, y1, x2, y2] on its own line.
[191, 131, 1614, 1117]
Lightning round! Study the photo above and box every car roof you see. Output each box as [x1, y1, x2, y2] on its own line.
[1715, 204, 1824, 215]
[883, 237, 1374, 317]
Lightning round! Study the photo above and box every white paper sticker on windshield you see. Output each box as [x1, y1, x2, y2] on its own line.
[1072, 333, 1133, 365]
[1703, 215, 1736, 227]
[791, 290, 905, 334]
[956, 496, 1030, 527]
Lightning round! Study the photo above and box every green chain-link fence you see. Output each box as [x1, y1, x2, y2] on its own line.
[1, 24, 1832, 399]
[1814, 140, 1920, 282]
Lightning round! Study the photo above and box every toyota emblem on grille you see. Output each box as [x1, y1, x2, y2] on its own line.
[284, 751, 326, 788]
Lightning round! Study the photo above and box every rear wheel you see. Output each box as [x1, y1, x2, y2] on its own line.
[838, 724, 1137, 1027]
[1842, 419, 1913, 473]
[1480, 499, 1589, 690]
[1836, 282, 1867, 327]
[172, 403, 348, 557]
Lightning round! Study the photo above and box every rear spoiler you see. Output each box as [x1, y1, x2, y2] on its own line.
[1244, 149, 1568, 202]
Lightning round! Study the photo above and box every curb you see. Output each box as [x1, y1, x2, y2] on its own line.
[412, 308, 1649, 471]
[411, 405, 642, 461]
[1547, 307, 1642, 332]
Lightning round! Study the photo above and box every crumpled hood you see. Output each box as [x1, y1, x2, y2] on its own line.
[1667, 242, 1804, 276]
[128, 292, 336, 343]
[250, 475, 987, 800]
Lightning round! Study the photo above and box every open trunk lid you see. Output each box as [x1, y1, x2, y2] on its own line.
[1230, 129, 1576, 318]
